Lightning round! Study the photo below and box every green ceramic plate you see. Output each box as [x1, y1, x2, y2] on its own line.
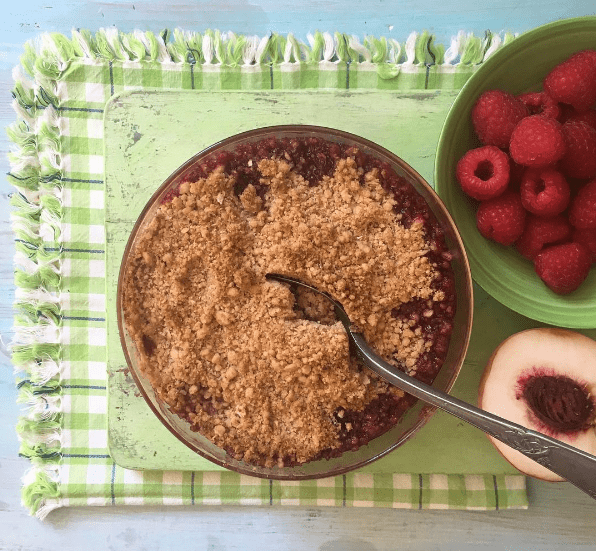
[435, 16, 596, 329]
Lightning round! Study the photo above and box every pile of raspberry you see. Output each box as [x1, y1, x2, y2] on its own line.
[456, 49, 596, 295]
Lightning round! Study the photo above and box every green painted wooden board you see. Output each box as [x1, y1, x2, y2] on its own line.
[105, 88, 530, 474]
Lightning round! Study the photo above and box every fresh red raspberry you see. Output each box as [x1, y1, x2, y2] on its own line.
[560, 120, 596, 179]
[543, 49, 596, 111]
[508, 159, 526, 191]
[557, 102, 577, 123]
[519, 167, 570, 216]
[517, 91, 561, 120]
[567, 175, 591, 197]
[476, 191, 526, 245]
[573, 228, 596, 263]
[455, 146, 510, 200]
[515, 214, 571, 260]
[509, 115, 566, 168]
[565, 109, 596, 131]
[569, 179, 596, 229]
[471, 90, 528, 148]
[534, 242, 592, 294]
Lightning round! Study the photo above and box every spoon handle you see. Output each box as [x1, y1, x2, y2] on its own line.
[351, 332, 596, 501]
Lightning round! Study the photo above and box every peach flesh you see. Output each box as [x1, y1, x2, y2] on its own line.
[478, 328, 596, 482]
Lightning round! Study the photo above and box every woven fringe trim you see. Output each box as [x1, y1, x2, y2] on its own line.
[10, 53, 64, 518]
[21, 466, 61, 520]
[16, 28, 517, 82]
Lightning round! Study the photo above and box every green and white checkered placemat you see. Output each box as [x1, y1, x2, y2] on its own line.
[9, 28, 528, 519]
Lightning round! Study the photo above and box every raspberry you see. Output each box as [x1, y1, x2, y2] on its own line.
[569, 179, 596, 229]
[455, 146, 510, 200]
[543, 49, 596, 111]
[565, 109, 596, 131]
[534, 242, 592, 294]
[519, 167, 570, 216]
[508, 159, 526, 191]
[471, 90, 528, 148]
[509, 115, 566, 168]
[560, 120, 596, 179]
[516, 214, 571, 260]
[517, 91, 561, 120]
[476, 191, 526, 245]
[557, 103, 577, 123]
[573, 228, 596, 263]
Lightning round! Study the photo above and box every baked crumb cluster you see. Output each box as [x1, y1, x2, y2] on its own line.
[122, 140, 453, 467]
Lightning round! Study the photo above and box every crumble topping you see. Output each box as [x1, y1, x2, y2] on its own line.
[122, 152, 445, 467]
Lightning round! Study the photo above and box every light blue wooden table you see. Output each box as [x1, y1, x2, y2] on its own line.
[1, 1, 596, 549]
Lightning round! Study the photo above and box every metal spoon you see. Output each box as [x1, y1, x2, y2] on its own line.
[266, 272, 596, 501]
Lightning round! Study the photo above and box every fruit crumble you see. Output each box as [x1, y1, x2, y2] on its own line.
[122, 136, 456, 467]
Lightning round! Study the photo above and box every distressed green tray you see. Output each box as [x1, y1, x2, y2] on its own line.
[105, 89, 527, 474]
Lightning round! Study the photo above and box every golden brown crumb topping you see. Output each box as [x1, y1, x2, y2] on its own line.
[122, 154, 442, 467]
